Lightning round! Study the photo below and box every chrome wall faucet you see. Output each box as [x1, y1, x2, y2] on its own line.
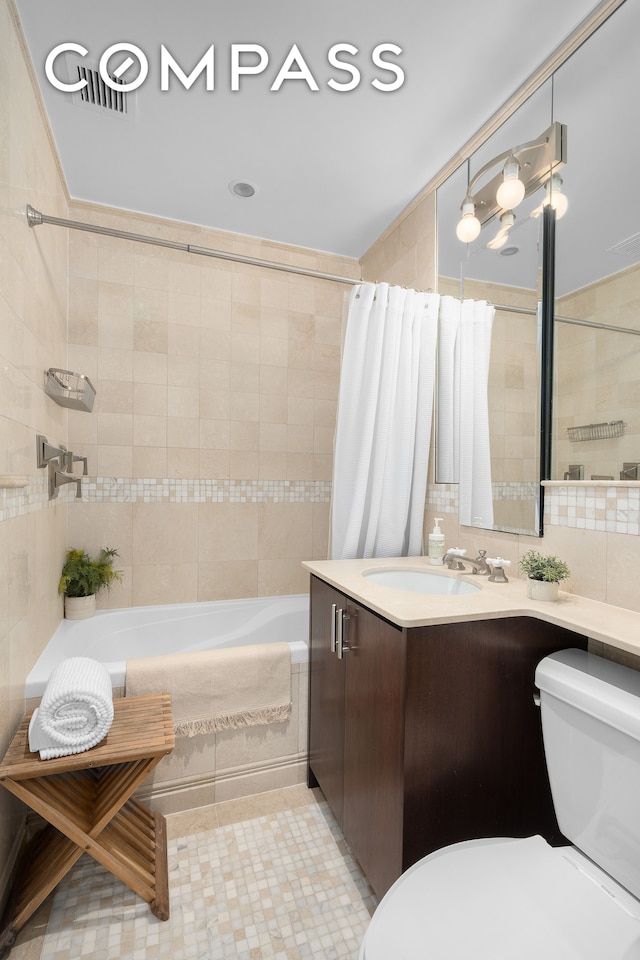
[47, 461, 82, 499]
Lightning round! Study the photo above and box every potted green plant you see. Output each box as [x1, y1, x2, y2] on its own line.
[519, 549, 570, 602]
[58, 547, 123, 619]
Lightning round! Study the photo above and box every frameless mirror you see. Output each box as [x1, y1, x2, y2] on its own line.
[436, 81, 554, 537]
[436, 1, 640, 536]
[552, 1, 640, 483]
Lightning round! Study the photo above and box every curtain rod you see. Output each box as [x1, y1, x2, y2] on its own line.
[25, 205, 362, 287]
[493, 301, 640, 337]
[27, 203, 636, 332]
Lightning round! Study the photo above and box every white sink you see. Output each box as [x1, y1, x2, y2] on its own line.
[363, 568, 481, 596]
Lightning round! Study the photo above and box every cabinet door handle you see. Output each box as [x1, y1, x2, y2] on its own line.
[336, 610, 350, 659]
[330, 603, 337, 653]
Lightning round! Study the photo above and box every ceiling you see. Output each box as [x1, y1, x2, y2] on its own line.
[14, 0, 603, 259]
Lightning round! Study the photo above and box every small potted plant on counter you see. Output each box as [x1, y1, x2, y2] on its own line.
[519, 549, 570, 602]
[58, 547, 123, 619]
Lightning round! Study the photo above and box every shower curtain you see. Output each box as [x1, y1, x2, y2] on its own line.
[330, 282, 439, 560]
[437, 296, 495, 528]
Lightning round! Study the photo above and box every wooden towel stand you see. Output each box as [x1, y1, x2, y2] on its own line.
[0, 694, 174, 956]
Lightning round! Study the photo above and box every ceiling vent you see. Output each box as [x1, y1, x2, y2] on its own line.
[74, 64, 130, 116]
[605, 233, 640, 259]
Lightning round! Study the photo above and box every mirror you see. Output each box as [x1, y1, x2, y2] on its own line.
[436, 0, 640, 536]
[436, 82, 554, 536]
[552, 1, 640, 483]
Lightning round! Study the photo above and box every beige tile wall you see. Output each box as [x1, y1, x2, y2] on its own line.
[555, 263, 640, 480]
[0, 0, 70, 910]
[360, 192, 436, 295]
[66, 201, 360, 606]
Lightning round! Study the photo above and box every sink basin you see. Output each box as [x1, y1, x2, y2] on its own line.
[363, 568, 481, 596]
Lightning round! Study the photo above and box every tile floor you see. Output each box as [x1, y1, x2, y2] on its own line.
[8, 786, 376, 960]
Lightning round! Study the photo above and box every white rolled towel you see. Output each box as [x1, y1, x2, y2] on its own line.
[28, 657, 114, 760]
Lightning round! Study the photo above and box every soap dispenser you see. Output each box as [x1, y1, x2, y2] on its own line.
[428, 517, 445, 565]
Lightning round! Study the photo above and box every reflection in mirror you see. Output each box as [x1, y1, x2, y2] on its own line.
[552, 1, 640, 482]
[436, 0, 640, 535]
[436, 82, 554, 537]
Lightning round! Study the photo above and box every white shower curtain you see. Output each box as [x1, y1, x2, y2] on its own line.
[330, 283, 440, 560]
[437, 296, 495, 528]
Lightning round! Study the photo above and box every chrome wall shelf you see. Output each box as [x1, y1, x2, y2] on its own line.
[567, 420, 625, 442]
[44, 368, 96, 413]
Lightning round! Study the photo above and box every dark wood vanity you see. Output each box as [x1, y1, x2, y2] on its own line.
[307, 574, 589, 898]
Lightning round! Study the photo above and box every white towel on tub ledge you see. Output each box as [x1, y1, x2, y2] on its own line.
[125, 642, 292, 738]
[28, 656, 114, 759]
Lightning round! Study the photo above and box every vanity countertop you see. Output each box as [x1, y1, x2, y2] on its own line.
[302, 557, 640, 657]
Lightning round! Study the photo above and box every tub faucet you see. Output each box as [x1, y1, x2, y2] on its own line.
[48, 461, 82, 500]
[36, 433, 66, 468]
[620, 462, 639, 481]
[63, 451, 88, 475]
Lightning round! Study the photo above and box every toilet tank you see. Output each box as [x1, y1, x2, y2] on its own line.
[535, 648, 640, 900]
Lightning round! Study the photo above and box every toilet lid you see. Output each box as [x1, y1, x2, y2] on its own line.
[361, 836, 640, 960]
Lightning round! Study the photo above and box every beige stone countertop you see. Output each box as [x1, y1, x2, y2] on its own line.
[302, 557, 640, 657]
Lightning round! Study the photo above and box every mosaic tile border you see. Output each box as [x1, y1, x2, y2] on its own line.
[0, 477, 332, 521]
[428, 481, 640, 537]
[426, 482, 458, 514]
[427, 481, 537, 513]
[543, 484, 640, 535]
[492, 481, 539, 501]
[0, 474, 77, 523]
[84, 478, 333, 504]
[4, 478, 640, 538]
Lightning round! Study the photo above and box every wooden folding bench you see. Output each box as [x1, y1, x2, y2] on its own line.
[0, 694, 174, 956]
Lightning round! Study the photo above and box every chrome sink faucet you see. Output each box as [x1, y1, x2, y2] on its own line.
[442, 548, 491, 575]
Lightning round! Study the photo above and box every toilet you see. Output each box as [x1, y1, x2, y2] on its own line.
[359, 648, 640, 959]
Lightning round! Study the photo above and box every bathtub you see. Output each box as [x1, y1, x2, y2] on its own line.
[26, 593, 310, 699]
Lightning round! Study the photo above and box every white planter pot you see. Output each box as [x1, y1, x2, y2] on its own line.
[526, 579, 559, 602]
[64, 594, 96, 619]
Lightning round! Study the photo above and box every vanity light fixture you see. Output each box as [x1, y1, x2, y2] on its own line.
[455, 121, 567, 243]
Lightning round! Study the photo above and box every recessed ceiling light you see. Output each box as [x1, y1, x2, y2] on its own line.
[500, 245, 519, 257]
[229, 179, 257, 199]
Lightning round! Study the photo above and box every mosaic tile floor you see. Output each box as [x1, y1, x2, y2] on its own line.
[28, 797, 373, 960]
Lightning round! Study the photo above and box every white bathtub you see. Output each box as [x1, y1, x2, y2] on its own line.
[26, 594, 310, 698]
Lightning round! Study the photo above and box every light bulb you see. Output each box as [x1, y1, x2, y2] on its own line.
[543, 175, 568, 219]
[487, 211, 515, 250]
[456, 214, 481, 243]
[552, 192, 569, 218]
[496, 159, 526, 210]
[455, 199, 481, 243]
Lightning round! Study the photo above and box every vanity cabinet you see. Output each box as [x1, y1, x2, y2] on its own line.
[308, 579, 349, 825]
[307, 574, 588, 898]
